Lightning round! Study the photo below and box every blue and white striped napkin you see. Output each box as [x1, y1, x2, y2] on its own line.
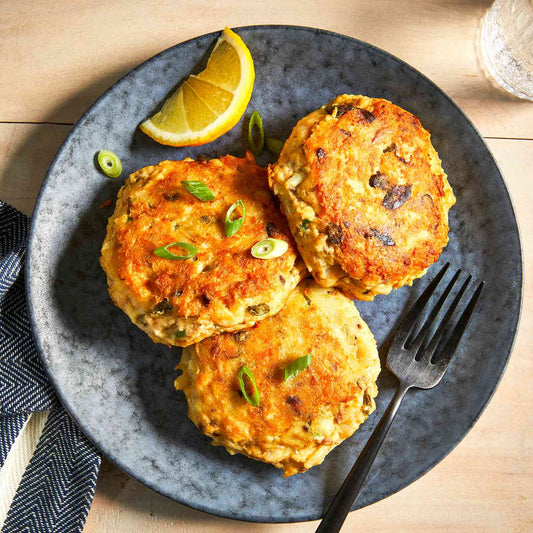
[0, 201, 101, 532]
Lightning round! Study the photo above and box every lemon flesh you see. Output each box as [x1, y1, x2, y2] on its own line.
[140, 28, 254, 147]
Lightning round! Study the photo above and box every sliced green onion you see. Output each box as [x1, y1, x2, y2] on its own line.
[238, 366, 260, 407]
[153, 241, 197, 260]
[301, 219, 312, 230]
[225, 200, 246, 237]
[97, 150, 122, 178]
[286, 174, 304, 189]
[285, 353, 312, 381]
[251, 238, 288, 259]
[248, 110, 264, 156]
[175, 330, 186, 338]
[181, 180, 215, 201]
[265, 137, 284, 156]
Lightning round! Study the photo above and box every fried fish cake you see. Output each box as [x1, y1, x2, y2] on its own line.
[175, 279, 380, 476]
[268, 94, 456, 300]
[101, 152, 305, 347]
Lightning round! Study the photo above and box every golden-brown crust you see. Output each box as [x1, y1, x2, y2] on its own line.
[268, 95, 455, 300]
[100, 152, 305, 346]
[175, 279, 380, 476]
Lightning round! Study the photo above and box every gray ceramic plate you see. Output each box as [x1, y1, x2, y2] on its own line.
[26, 26, 522, 523]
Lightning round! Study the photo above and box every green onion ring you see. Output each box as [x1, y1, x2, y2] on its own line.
[251, 238, 288, 259]
[97, 150, 122, 178]
[285, 353, 312, 381]
[238, 366, 260, 407]
[225, 200, 246, 237]
[181, 180, 215, 201]
[265, 137, 284, 156]
[175, 330, 186, 338]
[248, 111, 264, 156]
[153, 241, 197, 260]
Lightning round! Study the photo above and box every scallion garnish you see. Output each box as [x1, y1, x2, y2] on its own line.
[251, 238, 288, 259]
[153, 241, 197, 260]
[175, 330, 186, 338]
[285, 354, 312, 381]
[265, 137, 284, 156]
[301, 219, 312, 230]
[248, 111, 264, 156]
[225, 200, 246, 237]
[181, 180, 215, 201]
[238, 366, 260, 407]
[97, 150, 122, 178]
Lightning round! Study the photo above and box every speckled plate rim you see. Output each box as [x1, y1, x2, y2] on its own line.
[25, 25, 523, 523]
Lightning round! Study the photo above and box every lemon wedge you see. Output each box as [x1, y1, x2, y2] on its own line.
[140, 27, 255, 147]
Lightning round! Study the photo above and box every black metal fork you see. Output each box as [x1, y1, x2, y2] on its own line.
[316, 263, 484, 533]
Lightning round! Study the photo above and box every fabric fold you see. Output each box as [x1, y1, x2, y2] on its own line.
[0, 200, 101, 533]
[2, 410, 101, 533]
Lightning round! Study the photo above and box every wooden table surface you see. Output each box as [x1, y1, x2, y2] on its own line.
[1, 1, 532, 531]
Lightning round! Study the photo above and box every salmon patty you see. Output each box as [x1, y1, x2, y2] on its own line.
[175, 279, 380, 476]
[268, 94, 455, 300]
[101, 152, 305, 346]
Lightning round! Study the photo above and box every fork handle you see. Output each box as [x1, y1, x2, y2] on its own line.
[315, 383, 410, 533]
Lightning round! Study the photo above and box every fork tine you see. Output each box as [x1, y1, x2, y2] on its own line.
[389, 262, 450, 352]
[419, 274, 472, 363]
[408, 269, 462, 356]
[432, 281, 485, 370]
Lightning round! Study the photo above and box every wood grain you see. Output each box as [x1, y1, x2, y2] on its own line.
[1, 0, 532, 139]
[0, 123, 70, 215]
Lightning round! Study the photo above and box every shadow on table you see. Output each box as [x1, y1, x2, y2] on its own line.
[0, 61, 142, 216]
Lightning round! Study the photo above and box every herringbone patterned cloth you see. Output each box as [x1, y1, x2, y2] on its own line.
[0, 201, 101, 532]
